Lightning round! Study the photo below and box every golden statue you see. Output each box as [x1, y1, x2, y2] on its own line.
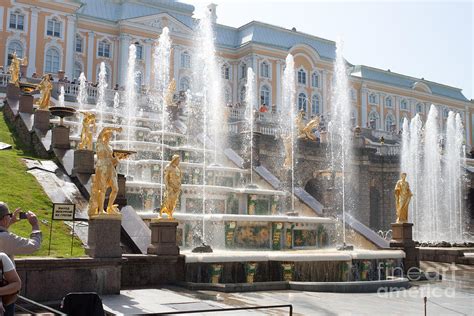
[37, 74, 53, 110]
[296, 111, 320, 141]
[165, 79, 176, 107]
[78, 112, 96, 151]
[159, 154, 182, 220]
[8, 52, 24, 87]
[394, 172, 413, 223]
[88, 127, 123, 217]
[282, 133, 292, 170]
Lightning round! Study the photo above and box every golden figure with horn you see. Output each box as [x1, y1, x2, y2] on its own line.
[78, 112, 97, 151]
[296, 111, 320, 141]
[394, 172, 413, 223]
[88, 127, 123, 217]
[158, 154, 182, 220]
[37, 74, 53, 110]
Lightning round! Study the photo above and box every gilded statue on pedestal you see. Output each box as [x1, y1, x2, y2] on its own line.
[78, 112, 96, 151]
[8, 52, 26, 87]
[165, 79, 176, 107]
[394, 172, 413, 223]
[159, 154, 182, 220]
[37, 74, 53, 110]
[282, 133, 292, 170]
[296, 111, 320, 141]
[88, 127, 122, 217]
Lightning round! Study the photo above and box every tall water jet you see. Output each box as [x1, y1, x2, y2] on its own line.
[328, 40, 354, 246]
[76, 72, 88, 136]
[153, 27, 172, 206]
[423, 105, 442, 241]
[191, 6, 224, 245]
[96, 62, 108, 130]
[406, 114, 422, 235]
[125, 44, 137, 149]
[280, 54, 296, 213]
[113, 92, 120, 141]
[58, 86, 65, 107]
[244, 68, 256, 185]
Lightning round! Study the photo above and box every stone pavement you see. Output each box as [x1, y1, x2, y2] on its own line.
[102, 263, 474, 315]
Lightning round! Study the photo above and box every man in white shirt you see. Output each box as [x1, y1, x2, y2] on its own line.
[0, 202, 42, 259]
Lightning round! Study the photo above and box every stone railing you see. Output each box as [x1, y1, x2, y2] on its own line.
[53, 82, 122, 103]
[366, 143, 400, 156]
[0, 74, 11, 87]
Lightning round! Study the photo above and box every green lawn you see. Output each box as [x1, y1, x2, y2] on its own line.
[0, 110, 85, 257]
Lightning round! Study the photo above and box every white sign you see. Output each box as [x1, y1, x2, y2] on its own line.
[52, 203, 75, 221]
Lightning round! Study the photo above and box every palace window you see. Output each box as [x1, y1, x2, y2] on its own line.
[260, 85, 271, 106]
[297, 69, 306, 85]
[350, 89, 357, 101]
[369, 111, 379, 129]
[240, 86, 246, 103]
[400, 99, 408, 110]
[240, 63, 247, 79]
[416, 103, 424, 113]
[47, 18, 61, 38]
[298, 92, 307, 112]
[311, 71, 320, 88]
[135, 44, 143, 60]
[73, 62, 82, 80]
[75, 34, 83, 53]
[7, 41, 23, 65]
[369, 93, 377, 104]
[9, 10, 24, 30]
[179, 77, 190, 92]
[443, 108, 449, 118]
[385, 96, 392, 107]
[312, 94, 321, 115]
[260, 61, 270, 78]
[224, 87, 232, 104]
[385, 114, 394, 132]
[98, 40, 111, 58]
[221, 64, 230, 80]
[180, 51, 191, 68]
[45, 47, 60, 74]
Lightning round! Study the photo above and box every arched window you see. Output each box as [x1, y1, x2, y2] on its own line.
[443, 108, 449, 118]
[240, 63, 247, 79]
[298, 93, 307, 112]
[75, 34, 83, 53]
[224, 87, 232, 104]
[221, 64, 230, 80]
[9, 10, 24, 30]
[179, 77, 190, 92]
[98, 40, 111, 58]
[135, 43, 143, 60]
[311, 71, 320, 88]
[260, 61, 270, 78]
[73, 62, 82, 81]
[180, 51, 191, 68]
[260, 85, 270, 106]
[400, 99, 408, 110]
[369, 111, 379, 129]
[385, 114, 394, 132]
[45, 47, 60, 74]
[416, 103, 424, 113]
[369, 93, 377, 104]
[239, 86, 246, 103]
[47, 17, 61, 38]
[385, 96, 392, 107]
[7, 41, 23, 65]
[297, 69, 306, 85]
[311, 94, 321, 115]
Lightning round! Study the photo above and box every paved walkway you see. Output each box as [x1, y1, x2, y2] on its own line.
[102, 263, 474, 315]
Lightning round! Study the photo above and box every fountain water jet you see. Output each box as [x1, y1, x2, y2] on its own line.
[244, 68, 257, 186]
[58, 86, 65, 107]
[96, 62, 108, 130]
[125, 44, 137, 176]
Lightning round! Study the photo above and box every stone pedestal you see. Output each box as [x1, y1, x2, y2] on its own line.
[19, 94, 34, 113]
[390, 222, 419, 271]
[147, 221, 180, 256]
[115, 174, 128, 208]
[73, 149, 95, 175]
[86, 216, 122, 258]
[6, 83, 21, 100]
[52, 125, 71, 149]
[33, 109, 50, 131]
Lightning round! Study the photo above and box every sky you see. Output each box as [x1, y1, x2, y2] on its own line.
[186, 0, 473, 100]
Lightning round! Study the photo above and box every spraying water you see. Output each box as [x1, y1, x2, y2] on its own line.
[124, 44, 137, 176]
[113, 92, 120, 141]
[281, 54, 296, 213]
[76, 72, 88, 136]
[96, 62, 108, 130]
[153, 27, 172, 206]
[58, 86, 65, 107]
[328, 40, 354, 246]
[244, 68, 256, 185]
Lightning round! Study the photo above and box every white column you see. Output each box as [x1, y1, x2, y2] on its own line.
[144, 39, 152, 85]
[395, 96, 400, 130]
[64, 15, 76, 79]
[0, 7, 4, 31]
[173, 45, 180, 84]
[119, 34, 131, 86]
[86, 31, 95, 80]
[275, 60, 282, 111]
[27, 7, 39, 76]
[409, 99, 416, 117]
[465, 107, 471, 146]
[232, 62, 238, 103]
[361, 86, 368, 127]
[379, 93, 384, 131]
[322, 70, 328, 115]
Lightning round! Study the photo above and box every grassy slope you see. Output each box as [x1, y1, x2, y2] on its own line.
[0, 110, 84, 257]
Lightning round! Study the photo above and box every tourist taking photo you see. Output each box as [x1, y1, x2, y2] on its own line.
[0, 252, 21, 316]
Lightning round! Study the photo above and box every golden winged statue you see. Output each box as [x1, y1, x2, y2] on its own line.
[296, 111, 320, 141]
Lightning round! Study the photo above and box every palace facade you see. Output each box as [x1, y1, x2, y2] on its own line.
[1, 0, 472, 145]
